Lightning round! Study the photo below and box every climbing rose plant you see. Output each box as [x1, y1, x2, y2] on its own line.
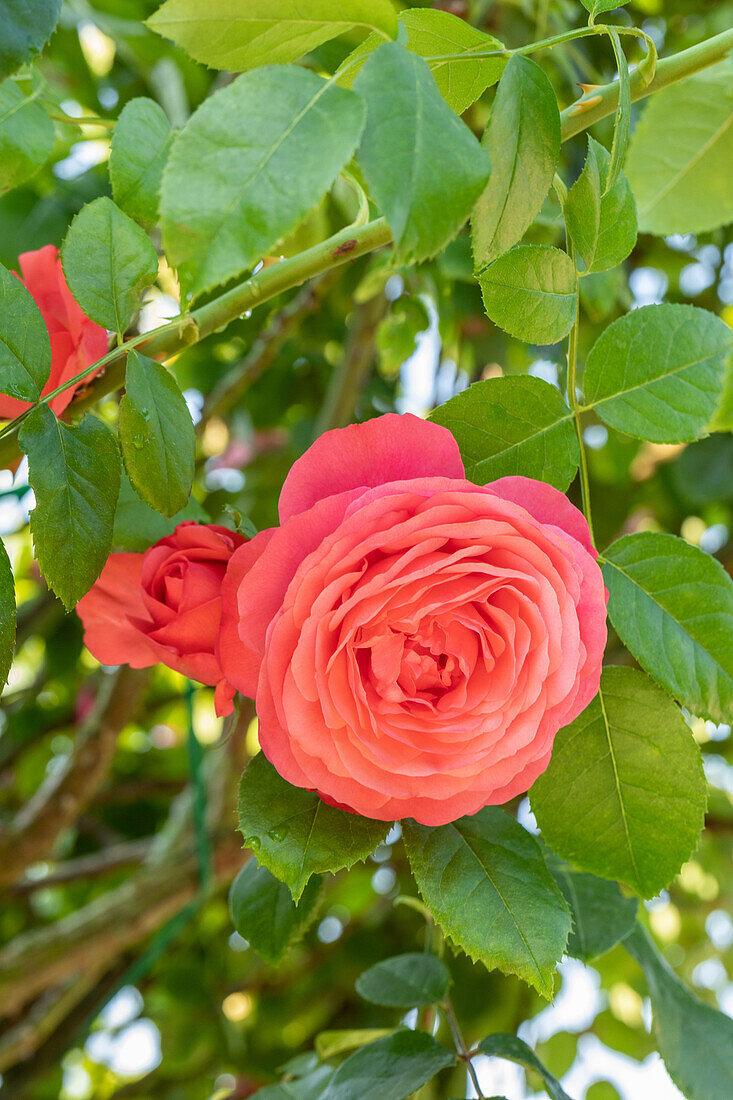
[0, 0, 732, 1096]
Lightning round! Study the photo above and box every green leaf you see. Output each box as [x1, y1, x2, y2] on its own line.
[253, 1066, 334, 1100]
[355, 43, 489, 264]
[472, 55, 560, 270]
[376, 297, 429, 377]
[119, 351, 195, 518]
[61, 198, 158, 335]
[547, 859, 638, 961]
[228, 858, 321, 966]
[0, 538, 15, 693]
[565, 137, 637, 273]
[109, 98, 173, 228]
[315, 1030, 395, 1061]
[147, 0, 398, 71]
[602, 531, 733, 723]
[161, 68, 364, 298]
[583, 304, 732, 444]
[0, 261, 51, 403]
[339, 9, 505, 115]
[626, 925, 733, 1100]
[113, 473, 207, 552]
[625, 59, 733, 235]
[0, 0, 61, 79]
[531, 667, 707, 898]
[429, 376, 579, 491]
[479, 245, 577, 344]
[581, 0, 627, 14]
[403, 807, 570, 998]
[355, 953, 451, 1008]
[237, 754, 387, 902]
[321, 1030, 455, 1100]
[477, 1034, 572, 1100]
[0, 82, 55, 195]
[19, 406, 121, 610]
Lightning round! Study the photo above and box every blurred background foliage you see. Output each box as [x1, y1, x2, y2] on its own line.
[0, 0, 732, 1097]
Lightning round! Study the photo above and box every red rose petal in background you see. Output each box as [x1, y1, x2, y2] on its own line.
[0, 245, 108, 420]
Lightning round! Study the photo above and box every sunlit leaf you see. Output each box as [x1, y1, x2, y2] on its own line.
[147, 0, 398, 71]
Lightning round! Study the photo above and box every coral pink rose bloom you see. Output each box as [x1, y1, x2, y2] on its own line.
[77, 522, 245, 716]
[219, 414, 607, 825]
[0, 245, 108, 420]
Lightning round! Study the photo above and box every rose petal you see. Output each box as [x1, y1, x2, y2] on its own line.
[278, 413, 465, 522]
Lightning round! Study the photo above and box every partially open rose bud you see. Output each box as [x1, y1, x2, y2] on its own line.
[77, 522, 246, 715]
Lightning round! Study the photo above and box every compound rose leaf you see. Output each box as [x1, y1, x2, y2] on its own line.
[403, 806, 570, 999]
[531, 667, 707, 898]
[237, 754, 387, 902]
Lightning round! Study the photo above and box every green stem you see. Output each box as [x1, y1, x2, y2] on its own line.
[561, 26, 733, 140]
[566, 253, 595, 548]
[0, 218, 391, 461]
[423, 22, 654, 64]
[443, 996, 485, 1099]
